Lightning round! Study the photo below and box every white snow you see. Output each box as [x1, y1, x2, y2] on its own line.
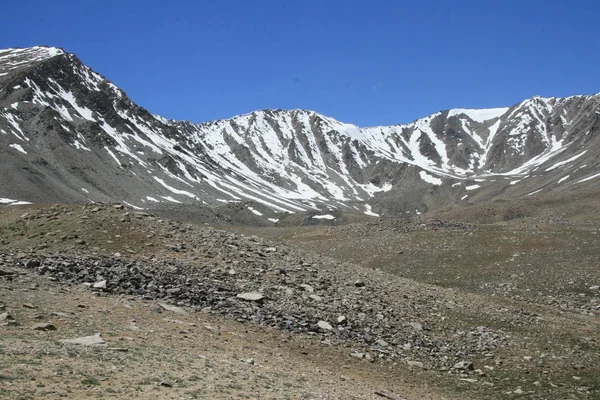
[153, 177, 198, 199]
[146, 196, 160, 202]
[160, 196, 182, 203]
[461, 195, 468, 200]
[447, 107, 509, 123]
[465, 184, 480, 191]
[268, 218, 279, 223]
[123, 201, 144, 210]
[81, 188, 89, 193]
[105, 147, 121, 166]
[576, 172, 600, 184]
[9, 143, 26, 154]
[558, 175, 570, 184]
[545, 151, 587, 171]
[419, 171, 443, 185]
[0, 197, 31, 205]
[247, 206, 263, 216]
[312, 214, 336, 220]
[364, 204, 379, 217]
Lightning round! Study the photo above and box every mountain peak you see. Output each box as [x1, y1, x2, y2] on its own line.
[0, 46, 65, 73]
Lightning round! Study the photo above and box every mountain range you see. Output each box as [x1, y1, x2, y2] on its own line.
[1, 46, 599, 218]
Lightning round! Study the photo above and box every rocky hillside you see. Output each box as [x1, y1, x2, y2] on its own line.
[2, 46, 600, 218]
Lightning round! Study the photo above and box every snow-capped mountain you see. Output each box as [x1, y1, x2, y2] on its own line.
[1, 46, 600, 217]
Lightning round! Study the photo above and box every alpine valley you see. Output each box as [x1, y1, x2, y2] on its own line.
[3, 46, 600, 400]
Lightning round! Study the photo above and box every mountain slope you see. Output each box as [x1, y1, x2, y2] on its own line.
[1, 46, 600, 217]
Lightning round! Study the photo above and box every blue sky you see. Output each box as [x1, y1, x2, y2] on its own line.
[1, 1, 599, 126]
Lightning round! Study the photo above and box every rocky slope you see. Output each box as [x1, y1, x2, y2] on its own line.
[1, 46, 600, 218]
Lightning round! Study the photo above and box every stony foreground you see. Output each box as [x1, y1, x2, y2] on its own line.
[1, 203, 599, 399]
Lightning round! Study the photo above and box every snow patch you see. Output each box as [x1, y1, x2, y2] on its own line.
[558, 175, 570, 184]
[247, 206, 263, 216]
[419, 171, 442, 185]
[312, 214, 335, 220]
[9, 143, 26, 154]
[576, 172, 600, 184]
[447, 107, 509, 123]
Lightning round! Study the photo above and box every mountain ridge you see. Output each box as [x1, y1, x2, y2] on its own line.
[1, 45, 600, 218]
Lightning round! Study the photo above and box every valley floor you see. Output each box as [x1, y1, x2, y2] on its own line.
[1, 203, 599, 399]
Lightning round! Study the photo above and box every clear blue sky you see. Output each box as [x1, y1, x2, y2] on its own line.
[1, 1, 599, 126]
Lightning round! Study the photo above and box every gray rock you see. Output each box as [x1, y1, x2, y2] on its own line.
[409, 322, 423, 331]
[158, 303, 188, 314]
[236, 292, 265, 301]
[317, 320, 333, 331]
[93, 280, 107, 289]
[0, 312, 16, 326]
[299, 284, 314, 293]
[454, 361, 475, 371]
[32, 322, 56, 331]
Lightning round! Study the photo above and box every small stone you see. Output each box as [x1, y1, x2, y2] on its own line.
[354, 280, 365, 287]
[376, 339, 389, 347]
[236, 292, 264, 301]
[589, 285, 600, 290]
[32, 323, 56, 331]
[513, 388, 524, 395]
[243, 358, 255, 365]
[159, 381, 173, 388]
[454, 361, 474, 371]
[409, 322, 423, 331]
[317, 320, 333, 331]
[299, 284, 314, 293]
[22, 303, 36, 309]
[0, 312, 16, 326]
[309, 294, 322, 301]
[459, 378, 478, 383]
[158, 303, 188, 314]
[93, 280, 107, 289]
[337, 315, 347, 324]
[407, 360, 424, 368]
